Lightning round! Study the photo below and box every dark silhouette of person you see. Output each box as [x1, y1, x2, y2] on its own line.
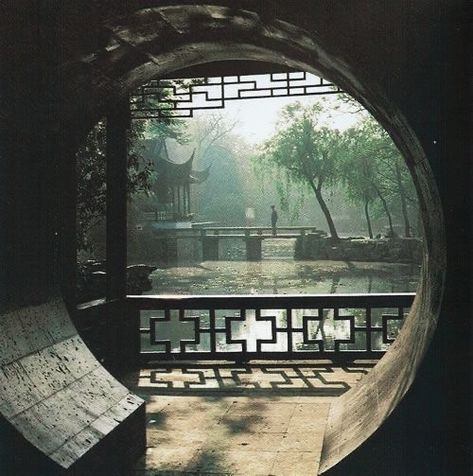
[271, 205, 278, 236]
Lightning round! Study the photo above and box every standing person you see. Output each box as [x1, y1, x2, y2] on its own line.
[271, 205, 278, 236]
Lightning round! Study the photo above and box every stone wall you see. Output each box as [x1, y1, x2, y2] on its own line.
[295, 234, 423, 264]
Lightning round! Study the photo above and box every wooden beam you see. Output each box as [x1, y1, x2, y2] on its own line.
[128, 293, 416, 310]
[106, 98, 129, 300]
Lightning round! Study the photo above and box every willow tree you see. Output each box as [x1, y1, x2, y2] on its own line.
[342, 117, 416, 238]
[376, 149, 416, 238]
[258, 102, 342, 240]
[340, 147, 377, 238]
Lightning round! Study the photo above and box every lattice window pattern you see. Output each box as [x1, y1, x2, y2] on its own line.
[130, 71, 342, 119]
[138, 298, 411, 361]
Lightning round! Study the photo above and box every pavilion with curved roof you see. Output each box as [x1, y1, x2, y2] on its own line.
[142, 141, 211, 222]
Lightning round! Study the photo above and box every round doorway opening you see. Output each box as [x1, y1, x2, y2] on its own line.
[66, 5, 445, 473]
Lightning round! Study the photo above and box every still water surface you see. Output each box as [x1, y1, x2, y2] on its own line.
[142, 240, 420, 353]
[148, 260, 419, 295]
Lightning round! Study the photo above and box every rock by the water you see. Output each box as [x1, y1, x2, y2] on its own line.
[77, 261, 157, 301]
[127, 264, 157, 294]
[295, 234, 422, 264]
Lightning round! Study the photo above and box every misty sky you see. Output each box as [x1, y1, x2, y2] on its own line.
[216, 96, 363, 144]
[184, 73, 367, 144]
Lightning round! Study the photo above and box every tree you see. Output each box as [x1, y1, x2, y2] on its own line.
[180, 113, 242, 223]
[76, 112, 188, 252]
[76, 119, 145, 252]
[191, 112, 238, 163]
[376, 152, 416, 238]
[142, 83, 192, 157]
[342, 116, 418, 238]
[340, 147, 377, 238]
[342, 118, 392, 237]
[257, 102, 342, 240]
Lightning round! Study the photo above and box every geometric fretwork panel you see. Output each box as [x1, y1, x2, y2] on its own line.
[137, 294, 414, 362]
[130, 72, 342, 119]
[141, 364, 374, 395]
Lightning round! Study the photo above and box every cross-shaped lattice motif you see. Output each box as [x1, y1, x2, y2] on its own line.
[130, 72, 342, 119]
[140, 300, 411, 359]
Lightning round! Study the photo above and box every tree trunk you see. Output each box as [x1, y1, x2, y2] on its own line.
[395, 160, 411, 237]
[374, 184, 395, 237]
[364, 199, 373, 238]
[310, 183, 339, 240]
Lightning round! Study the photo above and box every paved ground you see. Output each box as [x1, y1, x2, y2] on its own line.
[125, 362, 374, 475]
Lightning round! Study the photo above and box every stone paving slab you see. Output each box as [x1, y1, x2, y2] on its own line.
[129, 363, 371, 475]
[126, 363, 371, 397]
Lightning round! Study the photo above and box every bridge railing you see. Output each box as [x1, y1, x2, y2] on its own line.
[143, 211, 193, 222]
[127, 293, 415, 363]
[194, 225, 326, 237]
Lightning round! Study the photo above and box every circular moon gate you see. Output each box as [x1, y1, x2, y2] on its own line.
[62, 5, 446, 473]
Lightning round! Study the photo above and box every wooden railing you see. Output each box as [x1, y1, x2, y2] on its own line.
[127, 293, 415, 363]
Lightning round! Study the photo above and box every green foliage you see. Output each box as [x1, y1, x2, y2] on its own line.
[144, 111, 189, 146]
[340, 121, 379, 204]
[257, 102, 343, 238]
[76, 79, 194, 253]
[76, 113, 188, 252]
[341, 116, 418, 236]
[76, 120, 150, 251]
[255, 99, 419, 238]
[260, 103, 336, 186]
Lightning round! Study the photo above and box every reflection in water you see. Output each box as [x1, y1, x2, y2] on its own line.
[148, 259, 420, 295]
[142, 240, 419, 353]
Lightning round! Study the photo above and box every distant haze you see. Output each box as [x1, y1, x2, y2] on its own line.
[191, 74, 366, 145]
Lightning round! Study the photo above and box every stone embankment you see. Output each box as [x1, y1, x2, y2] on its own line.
[295, 234, 423, 264]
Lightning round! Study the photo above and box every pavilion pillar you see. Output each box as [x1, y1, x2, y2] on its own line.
[245, 236, 263, 261]
[187, 184, 191, 214]
[106, 98, 129, 301]
[171, 187, 176, 217]
[177, 185, 181, 217]
[202, 236, 219, 260]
